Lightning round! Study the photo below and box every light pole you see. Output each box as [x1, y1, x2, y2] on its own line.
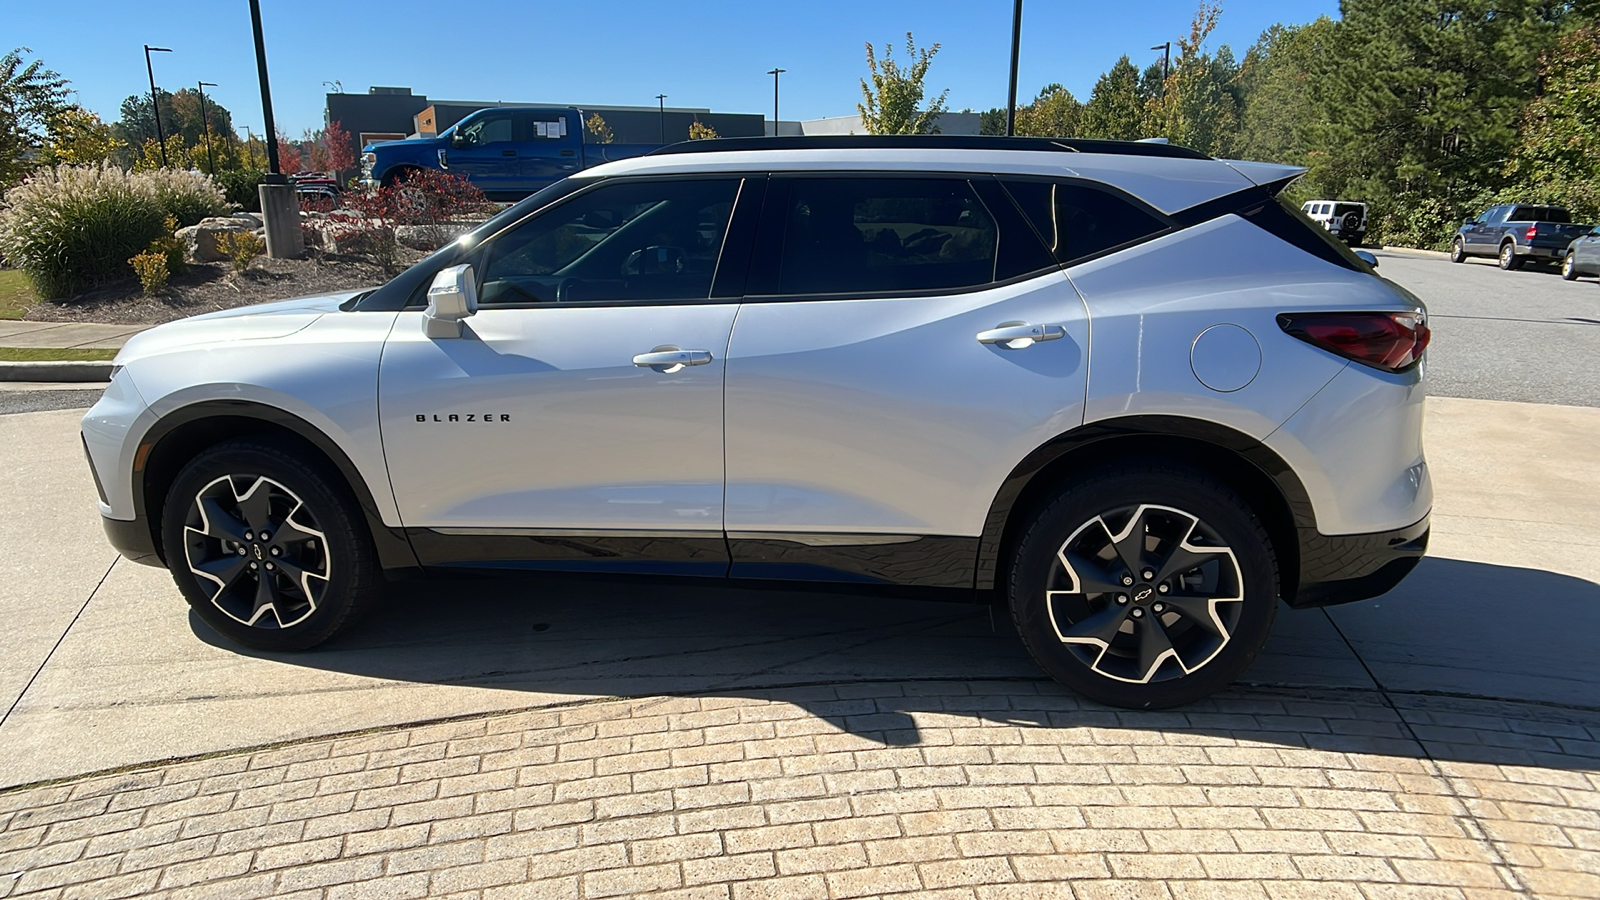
[767, 68, 785, 136]
[249, 0, 283, 177]
[1151, 42, 1171, 96]
[197, 81, 218, 175]
[656, 94, 667, 143]
[1005, 0, 1023, 136]
[247, 0, 301, 258]
[143, 45, 172, 166]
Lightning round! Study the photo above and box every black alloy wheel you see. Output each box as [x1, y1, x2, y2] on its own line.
[1008, 463, 1277, 708]
[162, 438, 381, 651]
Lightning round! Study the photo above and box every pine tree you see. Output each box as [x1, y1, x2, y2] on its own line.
[1081, 57, 1147, 140]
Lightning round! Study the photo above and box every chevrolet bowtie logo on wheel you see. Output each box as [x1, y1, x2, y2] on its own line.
[1135, 587, 1153, 602]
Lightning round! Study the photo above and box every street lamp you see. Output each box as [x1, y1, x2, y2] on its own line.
[143, 45, 172, 167]
[656, 94, 667, 143]
[1006, 0, 1022, 136]
[766, 68, 785, 136]
[197, 82, 218, 175]
[1151, 42, 1171, 96]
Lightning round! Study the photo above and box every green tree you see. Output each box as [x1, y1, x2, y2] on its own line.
[0, 48, 71, 186]
[978, 107, 1006, 136]
[1081, 56, 1148, 140]
[1014, 84, 1083, 137]
[858, 32, 950, 134]
[1504, 23, 1600, 220]
[168, 88, 235, 149]
[584, 112, 614, 144]
[114, 90, 176, 156]
[40, 106, 121, 165]
[688, 118, 718, 140]
[1145, 2, 1243, 157]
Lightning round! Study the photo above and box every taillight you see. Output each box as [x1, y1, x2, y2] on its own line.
[1526, 225, 1537, 240]
[1277, 311, 1430, 372]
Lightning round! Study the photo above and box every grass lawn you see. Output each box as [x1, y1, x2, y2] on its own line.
[0, 347, 117, 362]
[0, 270, 36, 320]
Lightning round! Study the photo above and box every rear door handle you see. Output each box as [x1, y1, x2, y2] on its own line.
[501, 149, 517, 157]
[976, 322, 1065, 348]
[633, 349, 712, 372]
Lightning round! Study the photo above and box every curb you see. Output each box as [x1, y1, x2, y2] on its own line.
[0, 361, 114, 383]
[1379, 245, 1451, 259]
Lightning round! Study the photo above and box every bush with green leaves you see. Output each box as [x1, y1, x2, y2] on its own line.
[0, 164, 225, 298]
[216, 230, 264, 274]
[129, 249, 168, 295]
[214, 168, 266, 212]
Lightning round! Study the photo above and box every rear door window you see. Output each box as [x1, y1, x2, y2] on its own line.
[768, 177, 998, 295]
[1000, 179, 1170, 266]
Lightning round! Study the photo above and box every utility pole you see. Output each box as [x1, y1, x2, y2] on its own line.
[197, 81, 218, 175]
[1151, 42, 1171, 96]
[656, 94, 667, 143]
[1005, 0, 1023, 136]
[767, 68, 785, 136]
[143, 45, 172, 166]
[248, 0, 302, 258]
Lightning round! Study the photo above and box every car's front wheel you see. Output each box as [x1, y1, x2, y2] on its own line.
[161, 438, 381, 651]
[1007, 463, 1278, 708]
[1450, 238, 1467, 263]
[1562, 253, 1579, 281]
[1499, 242, 1524, 270]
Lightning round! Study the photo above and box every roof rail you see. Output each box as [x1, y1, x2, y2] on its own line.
[648, 134, 1210, 160]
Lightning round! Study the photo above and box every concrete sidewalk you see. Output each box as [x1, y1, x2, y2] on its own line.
[0, 320, 146, 350]
[0, 396, 1596, 899]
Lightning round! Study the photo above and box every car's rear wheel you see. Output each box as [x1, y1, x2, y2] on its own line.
[1450, 238, 1467, 263]
[1007, 463, 1278, 709]
[161, 438, 381, 651]
[1499, 242, 1524, 270]
[1562, 253, 1579, 281]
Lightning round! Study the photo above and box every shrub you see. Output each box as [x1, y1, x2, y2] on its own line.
[129, 250, 168, 295]
[148, 215, 186, 275]
[214, 168, 266, 212]
[141, 167, 228, 226]
[0, 164, 168, 298]
[327, 169, 489, 273]
[216, 231, 264, 274]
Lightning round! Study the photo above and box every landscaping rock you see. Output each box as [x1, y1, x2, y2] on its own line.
[176, 220, 255, 263]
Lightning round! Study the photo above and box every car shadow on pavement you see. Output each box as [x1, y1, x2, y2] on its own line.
[190, 556, 1600, 770]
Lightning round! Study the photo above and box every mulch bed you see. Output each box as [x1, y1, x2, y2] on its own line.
[21, 252, 417, 326]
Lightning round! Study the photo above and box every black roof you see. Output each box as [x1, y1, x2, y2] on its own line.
[649, 134, 1209, 160]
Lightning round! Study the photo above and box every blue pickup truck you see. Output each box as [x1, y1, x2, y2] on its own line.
[360, 107, 660, 199]
[1450, 203, 1594, 270]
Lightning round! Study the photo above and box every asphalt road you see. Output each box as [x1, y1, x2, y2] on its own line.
[1375, 250, 1600, 407]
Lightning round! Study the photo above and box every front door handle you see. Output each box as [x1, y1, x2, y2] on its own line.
[633, 348, 712, 372]
[976, 322, 1065, 349]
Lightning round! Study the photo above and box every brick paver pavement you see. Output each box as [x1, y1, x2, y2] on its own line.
[1, 683, 1597, 900]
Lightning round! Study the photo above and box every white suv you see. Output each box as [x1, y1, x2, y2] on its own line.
[83, 136, 1431, 708]
[1300, 200, 1369, 245]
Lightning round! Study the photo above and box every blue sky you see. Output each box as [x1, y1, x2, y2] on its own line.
[13, 0, 1340, 137]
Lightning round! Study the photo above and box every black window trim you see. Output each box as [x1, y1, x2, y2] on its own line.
[440, 172, 762, 312]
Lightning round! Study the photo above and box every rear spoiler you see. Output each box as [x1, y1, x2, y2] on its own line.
[1220, 160, 1308, 196]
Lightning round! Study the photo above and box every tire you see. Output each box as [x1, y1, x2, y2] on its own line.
[1499, 242, 1524, 270]
[1450, 238, 1467, 263]
[161, 437, 382, 651]
[1006, 462, 1278, 709]
[1562, 254, 1579, 281]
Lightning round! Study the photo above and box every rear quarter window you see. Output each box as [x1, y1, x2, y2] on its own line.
[1000, 180, 1170, 265]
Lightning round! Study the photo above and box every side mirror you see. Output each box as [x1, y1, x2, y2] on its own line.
[1464, 219, 1475, 226]
[450, 132, 469, 149]
[424, 264, 477, 338]
[1354, 250, 1379, 269]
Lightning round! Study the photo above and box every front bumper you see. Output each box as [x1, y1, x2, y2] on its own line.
[103, 513, 164, 567]
[1286, 514, 1428, 608]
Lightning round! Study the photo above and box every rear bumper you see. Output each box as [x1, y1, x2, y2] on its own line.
[1518, 244, 1565, 259]
[1287, 514, 1428, 608]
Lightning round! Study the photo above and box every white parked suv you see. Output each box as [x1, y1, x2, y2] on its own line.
[1300, 199, 1369, 245]
[83, 136, 1431, 708]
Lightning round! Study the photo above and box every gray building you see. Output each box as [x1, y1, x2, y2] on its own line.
[325, 86, 766, 158]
